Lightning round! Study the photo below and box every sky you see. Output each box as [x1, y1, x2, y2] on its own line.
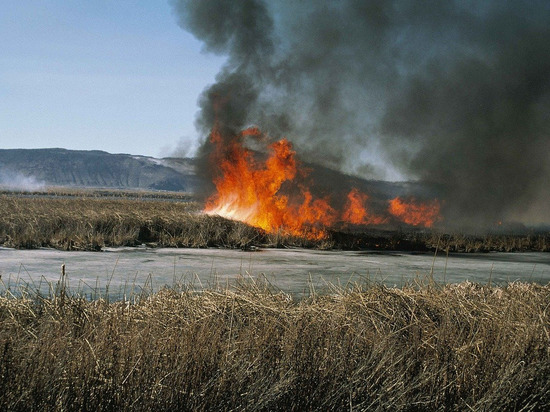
[0, 1, 225, 158]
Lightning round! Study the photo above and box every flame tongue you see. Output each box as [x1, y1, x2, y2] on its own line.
[204, 126, 442, 238]
[388, 197, 441, 228]
[342, 188, 388, 225]
[205, 126, 330, 237]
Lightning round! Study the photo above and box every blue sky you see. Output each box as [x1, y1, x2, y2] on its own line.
[0, 1, 225, 157]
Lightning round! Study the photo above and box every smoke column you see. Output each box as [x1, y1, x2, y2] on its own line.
[172, 0, 550, 228]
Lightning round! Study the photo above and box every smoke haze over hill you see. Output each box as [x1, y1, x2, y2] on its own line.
[172, 0, 550, 228]
[0, 168, 45, 192]
[0, 149, 199, 192]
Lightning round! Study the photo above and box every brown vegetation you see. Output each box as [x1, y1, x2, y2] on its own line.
[1, 191, 549, 252]
[332, 230, 550, 253]
[1, 281, 549, 411]
[0, 194, 263, 250]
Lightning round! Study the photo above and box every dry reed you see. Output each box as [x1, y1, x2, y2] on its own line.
[1, 280, 549, 411]
[2, 192, 548, 252]
[0, 194, 263, 250]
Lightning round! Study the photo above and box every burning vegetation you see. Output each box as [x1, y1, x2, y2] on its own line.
[204, 126, 441, 239]
[2, 192, 547, 252]
[173, 0, 550, 229]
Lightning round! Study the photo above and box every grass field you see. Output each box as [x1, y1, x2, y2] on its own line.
[1, 280, 549, 411]
[1, 191, 549, 252]
[1, 190, 549, 410]
[0, 193, 265, 250]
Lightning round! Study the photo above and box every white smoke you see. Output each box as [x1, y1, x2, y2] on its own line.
[0, 169, 45, 192]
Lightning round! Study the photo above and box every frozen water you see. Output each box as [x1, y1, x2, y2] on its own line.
[1, 247, 548, 299]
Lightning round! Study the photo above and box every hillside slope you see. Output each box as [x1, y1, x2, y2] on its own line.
[0, 147, 431, 205]
[0, 148, 199, 192]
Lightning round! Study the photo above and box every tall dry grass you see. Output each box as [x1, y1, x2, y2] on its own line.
[0, 194, 264, 250]
[1, 281, 549, 411]
[1, 192, 549, 251]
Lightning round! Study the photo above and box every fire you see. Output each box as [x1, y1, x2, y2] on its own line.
[342, 188, 388, 225]
[388, 197, 441, 227]
[204, 126, 442, 237]
[204, 126, 335, 238]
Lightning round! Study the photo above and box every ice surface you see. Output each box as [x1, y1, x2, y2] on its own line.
[1, 247, 548, 299]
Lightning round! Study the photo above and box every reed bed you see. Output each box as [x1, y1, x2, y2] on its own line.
[1, 280, 549, 411]
[0, 195, 264, 250]
[2, 193, 549, 252]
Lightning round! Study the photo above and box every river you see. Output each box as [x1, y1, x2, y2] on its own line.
[1, 247, 549, 299]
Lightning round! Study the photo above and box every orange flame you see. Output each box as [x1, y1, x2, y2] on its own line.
[205, 126, 335, 238]
[342, 188, 388, 225]
[205, 126, 442, 237]
[388, 197, 441, 227]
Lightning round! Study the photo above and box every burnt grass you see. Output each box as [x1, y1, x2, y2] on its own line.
[0, 192, 549, 252]
[1, 281, 549, 411]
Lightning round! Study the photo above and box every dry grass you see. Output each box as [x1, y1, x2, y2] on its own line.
[332, 230, 550, 252]
[0, 194, 264, 250]
[1, 280, 549, 411]
[1, 192, 549, 252]
[0, 193, 335, 250]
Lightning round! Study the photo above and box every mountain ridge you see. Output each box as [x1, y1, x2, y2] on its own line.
[0, 148, 428, 203]
[0, 148, 200, 192]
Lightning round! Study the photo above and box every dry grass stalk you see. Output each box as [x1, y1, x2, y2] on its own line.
[0, 194, 264, 250]
[1, 281, 549, 411]
[2, 192, 549, 252]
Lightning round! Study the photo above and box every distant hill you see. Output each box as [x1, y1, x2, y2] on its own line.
[0, 148, 200, 192]
[0, 148, 433, 205]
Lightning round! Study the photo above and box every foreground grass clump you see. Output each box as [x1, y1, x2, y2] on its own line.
[1, 282, 549, 411]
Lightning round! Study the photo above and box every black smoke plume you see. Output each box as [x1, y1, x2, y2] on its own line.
[172, 0, 550, 228]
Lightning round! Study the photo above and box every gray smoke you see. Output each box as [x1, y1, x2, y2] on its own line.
[0, 169, 45, 192]
[172, 0, 550, 228]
